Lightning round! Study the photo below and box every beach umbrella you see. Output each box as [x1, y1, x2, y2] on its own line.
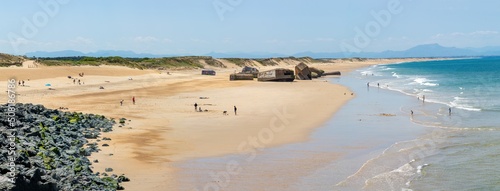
[45, 83, 51, 86]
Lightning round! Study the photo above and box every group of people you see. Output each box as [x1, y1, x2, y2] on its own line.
[410, 95, 452, 117]
[367, 82, 382, 88]
[194, 103, 237, 115]
[120, 96, 136, 106]
[17, 80, 26, 86]
[69, 72, 85, 85]
[72, 78, 84, 85]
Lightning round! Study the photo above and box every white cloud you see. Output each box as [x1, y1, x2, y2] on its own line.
[190, 39, 208, 43]
[429, 30, 500, 48]
[294, 38, 335, 43]
[162, 38, 172, 43]
[8, 37, 36, 46]
[433, 31, 499, 39]
[295, 39, 312, 43]
[133, 36, 172, 44]
[134, 36, 159, 43]
[71, 36, 93, 44]
[470, 30, 499, 36]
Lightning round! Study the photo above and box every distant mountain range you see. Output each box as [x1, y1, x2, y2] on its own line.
[293, 44, 500, 58]
[25, 44, 500, 59]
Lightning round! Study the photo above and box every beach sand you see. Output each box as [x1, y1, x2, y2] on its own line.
[0, 58, 433, 190]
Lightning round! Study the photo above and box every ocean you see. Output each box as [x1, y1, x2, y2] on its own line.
[353, 57, 500, 190]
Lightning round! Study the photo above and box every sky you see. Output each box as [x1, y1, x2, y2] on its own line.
[1, 0, 500, 56]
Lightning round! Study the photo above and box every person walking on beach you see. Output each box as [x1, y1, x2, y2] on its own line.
[132, 96, 136, 105]
[411, 110, 414, 116]
[194, 103, 198, 111]
[120, 100, 124, 106]
[449, 107, 452, 116]
[422, 95, 425, 103]
[234, 106, 237, 115]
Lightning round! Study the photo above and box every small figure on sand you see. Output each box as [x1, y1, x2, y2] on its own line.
[73, 79, 76, 84]
[234, 106, 237, 115]
[120, 100, 124, 106]
[22, 80, 25, 86]
[411, 110, 414, 116]
[132, 96, 136, 105]
[422, 95, 425, 103]
[194, 103, 198, 111]
[377, 83, 380, 88]
[449, 107, 452, 116]
[367, 82, 370, 87]
[198, 107, 202, 112]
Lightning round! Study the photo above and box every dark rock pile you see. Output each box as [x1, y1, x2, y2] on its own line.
[0, 103, 129, 191]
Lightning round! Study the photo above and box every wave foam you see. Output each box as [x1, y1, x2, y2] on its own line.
[392, 72, 401, 78]
[413, 77, 439, 87]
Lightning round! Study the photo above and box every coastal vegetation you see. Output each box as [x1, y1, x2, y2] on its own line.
[33, 56, 320, 70]
[0, 53, 24, 67]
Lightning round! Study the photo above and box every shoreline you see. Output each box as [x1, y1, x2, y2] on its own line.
[0, 58, 443, 190]
[173, 62, 439, 191]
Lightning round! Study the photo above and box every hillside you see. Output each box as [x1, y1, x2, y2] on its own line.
[0, 53, 25, 67]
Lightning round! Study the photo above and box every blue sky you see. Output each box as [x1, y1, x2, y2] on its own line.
[1, 0, 500, 55]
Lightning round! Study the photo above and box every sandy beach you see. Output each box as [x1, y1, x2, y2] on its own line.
[0, 58, 434, 190]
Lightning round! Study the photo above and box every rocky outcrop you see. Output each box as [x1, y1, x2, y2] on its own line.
[0, 103, 129, 191]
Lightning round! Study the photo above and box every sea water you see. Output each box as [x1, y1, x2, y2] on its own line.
[355, 57, 500, 190]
